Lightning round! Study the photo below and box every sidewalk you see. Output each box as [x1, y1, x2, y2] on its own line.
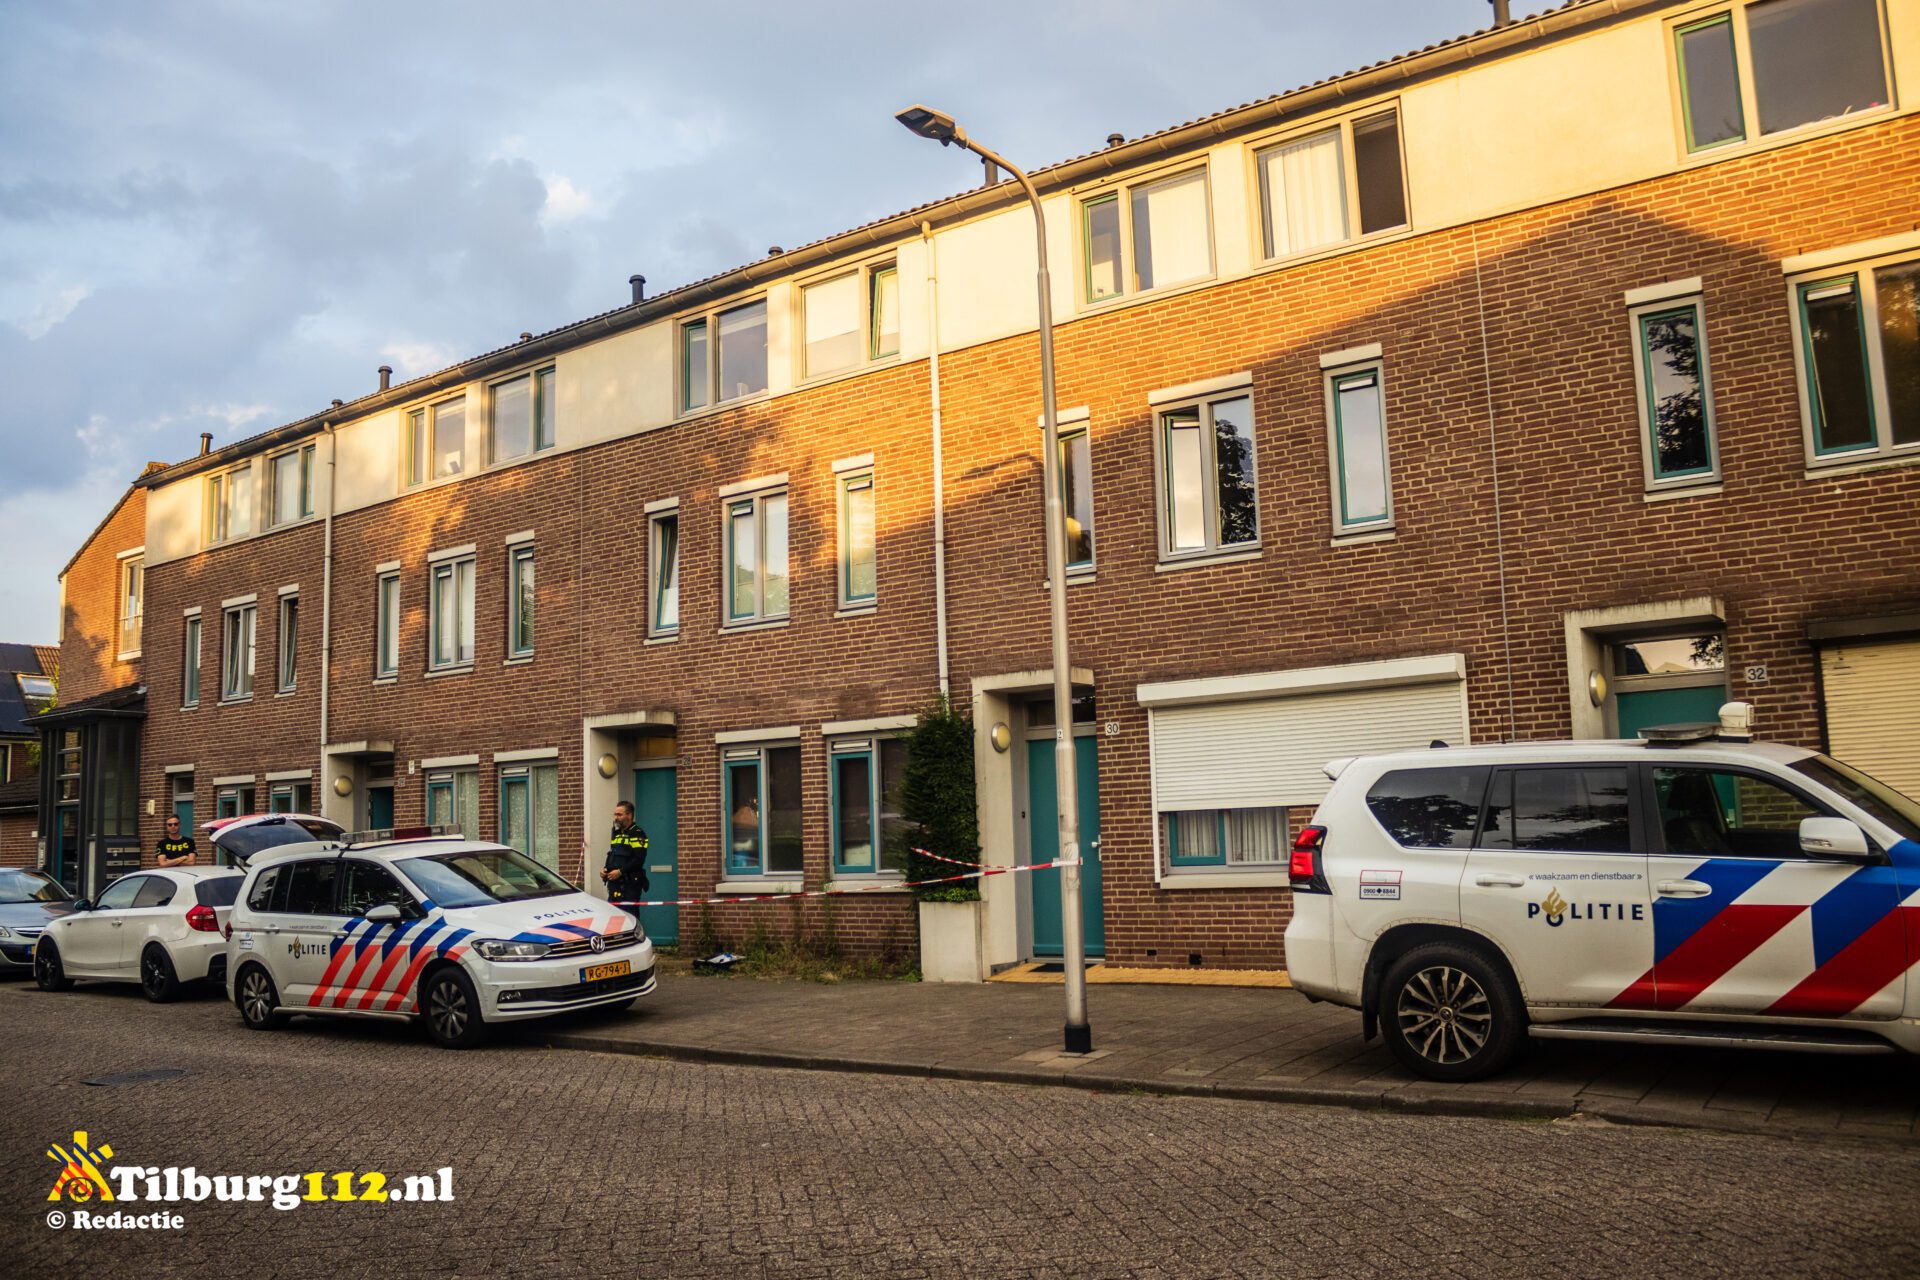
[536, 975, 1919, 1144]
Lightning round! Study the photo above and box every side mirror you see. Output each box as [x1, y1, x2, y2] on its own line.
[363, 903, 404, 924]
[70, 898, 91, 912]
[1800, 816, 1873, 861]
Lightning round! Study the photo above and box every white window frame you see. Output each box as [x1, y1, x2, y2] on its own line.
[1150, 383, 1260, 564]
[488, 365, 557, 465]
[405, 395, 467, 488]
[798, 259, 901, 381]
[679, 296, 770, 415]
[647, 503, 680, 639]
[1627, 291, 1722, 489]
[428, 555, 476, 671]
[267, 443, 316, 528]
[1322, 355, 1396, 535]
[375, 570, 400, 679]
[277, 594, 299, 693]
[1077, 162, 1216, 308]
[221, 603, 256, 702]
[722, 485, 790, 627]
[1787, 245, 1920, 468]
[506, 541, 535, 659]
[1249, 104, 1409, 267]
[182, 613, 202, 707]
[116, 550, 144, 659]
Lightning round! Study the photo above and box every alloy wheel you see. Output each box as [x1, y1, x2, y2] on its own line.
[241, 970, 275, 1024]
[142, 951, 167, 995]
[428, 979, 468, 1040]
[1395, 964, 1493, 1066]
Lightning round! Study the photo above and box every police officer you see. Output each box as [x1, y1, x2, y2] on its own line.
[599, 801, 651, 905]
[155, 816, 197, 867]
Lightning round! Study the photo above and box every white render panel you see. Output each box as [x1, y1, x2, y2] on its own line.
[144, 475, 201, 567]
[1150, 680, 1468, 811]
[334, 408, 400, 513]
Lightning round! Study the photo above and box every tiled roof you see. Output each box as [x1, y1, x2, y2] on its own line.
[29, 682, 145, 726]
[33, 647, 58, 679]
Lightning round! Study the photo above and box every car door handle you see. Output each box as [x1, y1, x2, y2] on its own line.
[1657, 879, 1713, 898]
[110, 921, 124, 928]
[1474, 874, 1527, 889]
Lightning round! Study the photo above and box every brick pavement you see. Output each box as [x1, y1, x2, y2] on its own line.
[4, 981, 1919, 1279]
[536, 975, 1920, 1143]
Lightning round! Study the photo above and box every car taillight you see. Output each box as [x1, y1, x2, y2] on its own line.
[1289, 825, 1329, 893]
[186, 904, 220, 933]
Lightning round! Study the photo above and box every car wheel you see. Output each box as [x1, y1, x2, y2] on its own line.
[140, 945, 181, 1003]
[1380, 941, 1524, 1082]
[34, 940, 72, 992]
[236, 964, 289, 1030]
[422, 967, 489, 1049]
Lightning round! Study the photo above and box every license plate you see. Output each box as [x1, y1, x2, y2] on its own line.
[581, 960, 630, 983]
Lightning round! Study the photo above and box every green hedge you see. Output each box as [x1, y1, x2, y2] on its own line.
[900, 696, 981, 902]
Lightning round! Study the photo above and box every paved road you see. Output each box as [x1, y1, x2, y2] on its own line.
[4, 981, 1918, 1280]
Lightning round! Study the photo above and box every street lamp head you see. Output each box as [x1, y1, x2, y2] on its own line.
[895, 104, 965, 147]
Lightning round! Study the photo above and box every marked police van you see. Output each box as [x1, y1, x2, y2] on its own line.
[1284, 704, 1920, 1080]
[225, 824, 655, 1048]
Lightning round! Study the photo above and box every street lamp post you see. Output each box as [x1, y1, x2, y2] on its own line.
[896, 105, 1092, 1054]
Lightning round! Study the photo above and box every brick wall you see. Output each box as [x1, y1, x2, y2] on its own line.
[58, 487, 148, 704]
[0, 812, 35, 868]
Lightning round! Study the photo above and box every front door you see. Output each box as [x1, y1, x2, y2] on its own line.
[367, 786, 394, 830]
[1616, 684, 1726, 739]
[53, 807, 79, 894]
[1027, 736, 1103, 958]
[633, 767, 678, 945]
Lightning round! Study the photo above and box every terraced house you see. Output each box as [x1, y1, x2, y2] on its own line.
[40, 0, 1920, 975]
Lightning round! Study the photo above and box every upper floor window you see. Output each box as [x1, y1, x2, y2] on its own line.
[1629, 295, 1721, 487]
[407, 397, 465, 486]
[206, 464, 253, 544]
[1792, 251, 1919, 464]
[1256, 108, 1406, 262]
[268, 444, 315, 528]
[725, 486, 789, 625]
[1324, 360, 1394, 533]
[1082, 167, 1213, 304]
[1058, 424, 1094, 571]
[117, 554, 143, 657]
[1674, 0, 1891, 153]
[1155, 389, 1258, 561]
[803, 263, 900, 378]
[490, 367, 556, 463]
[18, 673, 54, 713]
[375, 571, 400, 679]
[182, 614, 202, 707]
[429, 555, 475, 669]
[648, 508, 680, 637]
[682, 298, 768, 413]
[277, 594, 299, 692]
[221, 603, 256, 701]
[838, 469, 876, 609]
[507, 543, 535, 658]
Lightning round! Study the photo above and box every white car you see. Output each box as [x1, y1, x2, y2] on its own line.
[34, 867, 246, 1001]
[1284, 705, 1920, 1081]
[225, 827, 656, 1048]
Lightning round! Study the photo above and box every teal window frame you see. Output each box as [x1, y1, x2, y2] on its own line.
[182, 615, 201, 706]
[869, 264, 900, 360]
[498, 763, 560, 870]
[1326, 364, 1394, 532]
[428, 556, 475, 670]
[838, 471, 876, 608]
[1797, 274, 1879, 456]
[426, 769, 478, 839]
[1155, 390, 1259, 560]
[681, 319, 710, 412]
[507, 544, 535, 658]
[1159, 806, 1290, 873]
[1631, 299, 1720, 484]
[724, 752, 763, 875]
[172, 775, 194, 833]
[1058, 427, 1094, 571]
[649, 510, 680, 636]
[1675, 14, 1748, 153]
[724, 488, 789, 625]
[828, 739, 907, 878]
[406, 397, 465, 487]
[1081, 192, 1122, 304]
[277, 594, 299, 692]
[375, 572, 400, 678]
[1164, 810, 1228, 868]
[221, 604, 255, 701]
[488, 367, 557, 463]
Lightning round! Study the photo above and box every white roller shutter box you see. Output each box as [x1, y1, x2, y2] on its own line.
[1820, 641, 1920, 798]
[1150, 679, 1468, 812]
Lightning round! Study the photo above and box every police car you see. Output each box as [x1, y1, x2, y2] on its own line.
[225, 826, 656, 1048]
[1284, 704, 1920, 1080]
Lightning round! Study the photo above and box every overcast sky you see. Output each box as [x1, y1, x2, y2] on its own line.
[0, 0, 1543, 644]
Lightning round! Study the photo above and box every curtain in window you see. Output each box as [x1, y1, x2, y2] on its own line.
[1261, 130, 1348, 259]
[1224, 808, 1287, 864]
[455, 772, 480, 841]
[533, 765, 559, 869]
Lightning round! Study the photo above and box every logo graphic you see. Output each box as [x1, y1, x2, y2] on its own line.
[47, 1130, 116, 1202]
[590, 934, 606, 954]
[1540, 887, 1568, 926]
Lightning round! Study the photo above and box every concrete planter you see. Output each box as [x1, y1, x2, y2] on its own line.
[917, 898, 987, 983]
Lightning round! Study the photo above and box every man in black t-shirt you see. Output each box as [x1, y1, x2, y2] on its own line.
[155, 816, 197, 867]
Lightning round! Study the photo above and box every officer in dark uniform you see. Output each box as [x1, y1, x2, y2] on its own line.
[600, 801, 651, 906]
[155, 816, 197, 867]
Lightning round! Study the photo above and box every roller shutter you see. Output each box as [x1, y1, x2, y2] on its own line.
[1820, 640, 1920, 797]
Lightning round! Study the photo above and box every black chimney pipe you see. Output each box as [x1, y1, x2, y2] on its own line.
[378, 365, 392, 392]
[981, 157, 1001, 187]
[629, 274, 646, 304]
[199, 432, 213, 456]
[1490, 0, 1512, 26]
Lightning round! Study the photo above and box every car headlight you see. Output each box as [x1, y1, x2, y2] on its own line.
[472, 938, 552, 962]
[0, 926, 12, 939]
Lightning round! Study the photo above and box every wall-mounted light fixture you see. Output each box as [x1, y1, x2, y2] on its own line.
[333, 775, 354, 797]
[989, 722, 1012, 753]
[597, 753, 619, 779]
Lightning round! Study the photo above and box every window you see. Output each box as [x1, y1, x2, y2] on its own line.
[206, 464, 253, 543]
[490, 367, 556, 463]
[1653, 766, 1831, 858]
[1160, 809, 1289, 868]
[1156, 391, 1258, 559]
[95, 876, 145, 911]
[268, 444, 315, 527]
[269, 781, 314, 813]
[429, 556, 475, 669]
[1256, 108, 1407, 262]
[221, 604, 256, 700]
[1325, 363, 1393, 532]
[648, 511, 680, 637]
[18, 673, 54, 712]
[724, 745, 803, 878]
[1366, 766, 1491, 849]
[375, 572, 400, 678]
[186, 613, 206, 704]
[1631, 298, 1720, 484]
[281, 859, 343, 915]
[725, 488, 790, 624]
[132, 877, 178, 908]
[406, 397, 466, 485]
[1792, 254, 1920, 462]
[215, 784, 255, 821]
[802, 263, 899, 378]
[1081, 167, 1212, 304]
[276, 595, 299, 692]
[507, 544, 535, 658]
[681, 298, 768, 412]
[172, 771, 194, 831]
[830, 739, 909, 876]
[118, 555, 143, 656]
[1674, 0, 1891, 153]
[340, 860, 416, 916]
[1059, 427, 1094, 570]
[499, 763, 560, 870]
[425, 769, 480, 840]
[0, 744, 8, 784]
[1480, 767, 1632, 854]
[838, 471, 876, 608]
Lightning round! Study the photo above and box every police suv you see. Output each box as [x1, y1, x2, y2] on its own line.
[1284, 704, 1920, 1080]
[225, 825, 655, 1048]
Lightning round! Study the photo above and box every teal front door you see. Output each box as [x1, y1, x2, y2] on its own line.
[1616, 684, 1727, 739]
[367, 786, 394, 830]
[1027, 736, 1103, 958]
[634, 768, 678, 945]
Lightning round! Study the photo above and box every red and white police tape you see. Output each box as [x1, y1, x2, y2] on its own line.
[609, 848, 1076, 909]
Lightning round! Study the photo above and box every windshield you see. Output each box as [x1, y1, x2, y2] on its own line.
[397, 848, 575, 908]
[0, 868, 70, 905]
[1791, 755, 1920, 844]
[212, 817, 343, 866]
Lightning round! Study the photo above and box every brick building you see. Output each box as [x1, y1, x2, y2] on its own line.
[0, 644, 58, 868]
[51, 0, 1920, 967]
